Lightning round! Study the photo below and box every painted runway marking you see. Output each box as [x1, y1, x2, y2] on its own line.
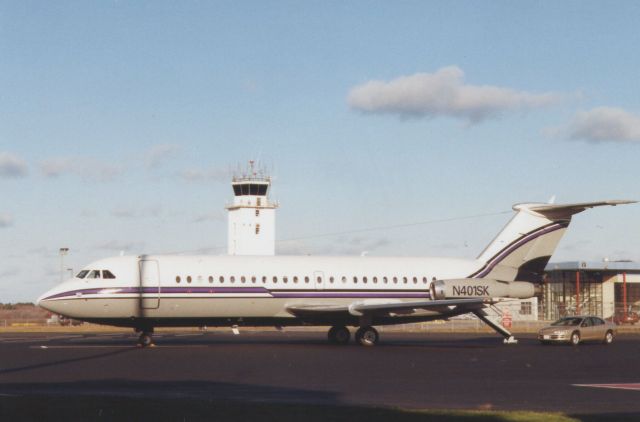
[573, 383, 640, 391]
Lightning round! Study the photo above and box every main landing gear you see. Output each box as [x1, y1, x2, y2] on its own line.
[136, 328, 155, 348]
[327, 325, 380, 346]
[355, 326, 379, 347]
[327, 325, 350, 345]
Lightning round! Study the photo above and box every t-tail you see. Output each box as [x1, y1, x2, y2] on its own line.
[470, 200, 636, 283]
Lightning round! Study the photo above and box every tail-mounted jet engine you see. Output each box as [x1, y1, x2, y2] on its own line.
[430, 279, 535, 300]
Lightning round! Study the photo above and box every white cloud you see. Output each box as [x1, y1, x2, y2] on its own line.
[110, 205, 163, 219]
[347, 66, 563, 123]
[40, 156, 124, 182]
[0, 152, 28, 178]
[40, 157, 74, 178]
[95, 240, 146, 252]
[192, 211, 224, 223]
[179, 168, 229, 183]
[0, 267, 20, 278]
[144, 144, 181, 169]
[566, 107, 640, 143]
[110, 208, 138, 219]
[0, 213, 14, 228]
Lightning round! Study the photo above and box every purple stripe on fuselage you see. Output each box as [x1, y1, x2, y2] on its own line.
[42, 286, 430, 301]
[473, 222, 567, 278]
[272, 292, 430, 299]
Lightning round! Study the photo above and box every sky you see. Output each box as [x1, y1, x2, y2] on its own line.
[1, 1, 639, 302]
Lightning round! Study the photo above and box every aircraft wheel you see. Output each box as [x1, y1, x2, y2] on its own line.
[138, 332, 154, 348]
[355, 326, 379, 347]
[328, 326, 350, 345]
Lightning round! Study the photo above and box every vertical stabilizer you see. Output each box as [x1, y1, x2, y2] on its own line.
[470, 200, 636, 282]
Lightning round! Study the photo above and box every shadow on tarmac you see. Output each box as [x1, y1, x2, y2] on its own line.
[0, 389, 639, 422]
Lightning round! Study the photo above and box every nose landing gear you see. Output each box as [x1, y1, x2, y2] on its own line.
[135, 328, 155, 348]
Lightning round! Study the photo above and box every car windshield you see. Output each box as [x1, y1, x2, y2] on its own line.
[551, 317, 583, 326]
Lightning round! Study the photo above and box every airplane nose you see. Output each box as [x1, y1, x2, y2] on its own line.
[36, 289, 57, 312]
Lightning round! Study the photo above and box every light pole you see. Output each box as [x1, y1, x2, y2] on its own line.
[59, 248, 69, 283]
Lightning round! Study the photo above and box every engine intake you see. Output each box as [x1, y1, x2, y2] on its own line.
[430, 278, 534, 300]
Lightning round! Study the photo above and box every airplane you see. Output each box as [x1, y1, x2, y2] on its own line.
[37, 200, 635, 347]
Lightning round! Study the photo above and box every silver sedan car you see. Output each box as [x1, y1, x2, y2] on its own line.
[538, 316, 617, 345]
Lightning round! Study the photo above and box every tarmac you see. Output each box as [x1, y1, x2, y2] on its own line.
[0, 330, 639, 419]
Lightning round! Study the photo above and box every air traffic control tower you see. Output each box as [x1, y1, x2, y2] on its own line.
[226, 161, 278, 255]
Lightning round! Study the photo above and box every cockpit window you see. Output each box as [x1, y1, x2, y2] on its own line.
[102, 270, 116, 279]
[76, 270, 89, 279]
[86, 270, 101, 279]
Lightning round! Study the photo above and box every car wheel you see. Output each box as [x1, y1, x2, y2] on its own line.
[570, 331, 580, 346]
[603, 330, 614, 345]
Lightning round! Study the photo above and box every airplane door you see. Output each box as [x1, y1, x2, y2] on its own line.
[313, 271, 324, 291]
[139, 259, 160, 309]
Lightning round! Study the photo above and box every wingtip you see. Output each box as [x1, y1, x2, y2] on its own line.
[606, 200, 638, 206]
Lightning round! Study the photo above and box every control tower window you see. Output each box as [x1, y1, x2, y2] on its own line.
[233, 184, 268, 196]
[102, 270, 116, 279]
[76, 270, 89, 279]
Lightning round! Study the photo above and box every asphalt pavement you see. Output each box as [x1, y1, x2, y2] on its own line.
[0, 330, 639, 417]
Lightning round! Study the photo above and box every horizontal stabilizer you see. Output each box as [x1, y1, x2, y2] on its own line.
[514, 200, 636, 220]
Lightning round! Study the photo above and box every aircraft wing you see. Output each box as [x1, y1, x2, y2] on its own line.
[286, 298, 487, 318]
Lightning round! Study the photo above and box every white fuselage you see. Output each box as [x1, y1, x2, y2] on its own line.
[38, 254, 483, 327]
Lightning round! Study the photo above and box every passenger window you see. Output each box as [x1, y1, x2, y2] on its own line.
[341, 276, 347, 283]
[102, 270, 116, 279]
[373, 277, 378, 284]
[230, 276, 235, 283]
[363, 277, 368, 284]
[241, 276, 246, 283]
[262, 276, 267, 283]
[329, 276, 334, 283]
[383, 277, 388, 284]
[422, 277, 428, 284]
[187, 276, 192, 284]
[353, 276, 358, 284]
[87, 270, 100, 279]
[393, 277, 398, 284]
[273, 276, 278, 283]
[76, 270, 89, 279]
[209, 276, 214, 283]
[176, 276, 181, 283]
[403, 277, 408, 284]
[413, 277, 418, 284]
[251, 276, 256, 283]
[293, 276, 299, 284]
[219, 276, 224, 283]
[283, 276, 288, 284]
[305, 276, 310, 283]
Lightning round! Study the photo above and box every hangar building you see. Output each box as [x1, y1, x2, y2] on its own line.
[542, 261, 640, 321]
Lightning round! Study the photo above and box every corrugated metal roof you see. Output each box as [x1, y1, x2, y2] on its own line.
[546, 261, 640, 272]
